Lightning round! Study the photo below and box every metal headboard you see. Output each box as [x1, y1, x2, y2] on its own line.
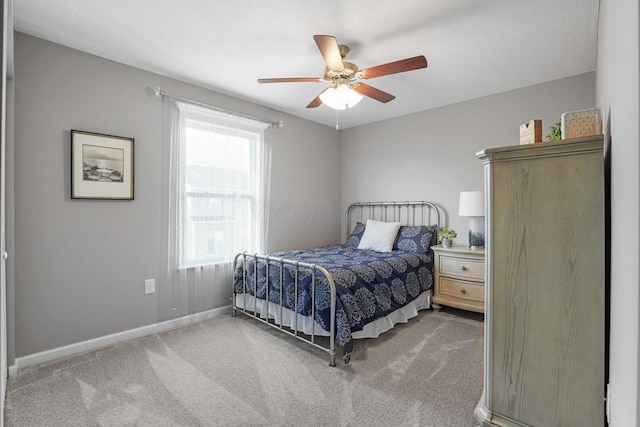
[345, 201, 441, 241]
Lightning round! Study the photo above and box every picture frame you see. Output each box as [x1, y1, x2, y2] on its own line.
[71, 130, 134, 200]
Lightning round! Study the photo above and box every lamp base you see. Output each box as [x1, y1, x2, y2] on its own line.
[468, 216, 485, 249]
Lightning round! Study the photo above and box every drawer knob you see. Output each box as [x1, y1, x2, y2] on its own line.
[460, 288, 466, 294]
[460, 266, 467, 271]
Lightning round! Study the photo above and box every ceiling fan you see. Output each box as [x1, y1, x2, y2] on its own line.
[257, 35, 428, 110]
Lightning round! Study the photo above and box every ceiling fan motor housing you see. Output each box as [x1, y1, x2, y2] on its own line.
[324, 61, 359, 81]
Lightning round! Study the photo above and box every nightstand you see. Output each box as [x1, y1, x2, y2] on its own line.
[431, 245, 485, 313]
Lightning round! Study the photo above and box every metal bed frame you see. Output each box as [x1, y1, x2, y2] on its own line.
[232, 201, 441, 366]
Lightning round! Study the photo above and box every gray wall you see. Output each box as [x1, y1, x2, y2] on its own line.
[340, 72, 596, 241]
[596, 0, 640, 424]
[12, 33, 341, 359]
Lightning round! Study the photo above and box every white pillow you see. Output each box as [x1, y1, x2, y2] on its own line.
[357, 219, 402, 252]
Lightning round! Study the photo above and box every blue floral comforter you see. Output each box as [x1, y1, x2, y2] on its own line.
[233, 244, 434, 363]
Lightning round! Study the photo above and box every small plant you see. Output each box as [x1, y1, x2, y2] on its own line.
[546, 121, 562, 141]
[438, 228, 457, 243]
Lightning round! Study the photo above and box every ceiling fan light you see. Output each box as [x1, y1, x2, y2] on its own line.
[319, 84, 363, 110]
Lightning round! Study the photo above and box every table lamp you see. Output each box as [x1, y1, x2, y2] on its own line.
[459, 191, 485, 250]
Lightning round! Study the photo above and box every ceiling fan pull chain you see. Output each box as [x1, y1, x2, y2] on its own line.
[335, 109, 340, 131]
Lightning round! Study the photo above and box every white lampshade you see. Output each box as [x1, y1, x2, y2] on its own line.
[319, 83, 363, 110]
[459, 191, 485, 216]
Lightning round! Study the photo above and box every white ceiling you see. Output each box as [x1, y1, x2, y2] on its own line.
[13, 0, 600, 129]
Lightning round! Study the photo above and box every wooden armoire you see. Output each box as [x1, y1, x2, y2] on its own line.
[475, 135, 606, 426]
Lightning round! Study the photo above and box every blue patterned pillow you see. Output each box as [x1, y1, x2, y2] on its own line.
[346, 222, 366, 247]
[393, 225, 437, 253]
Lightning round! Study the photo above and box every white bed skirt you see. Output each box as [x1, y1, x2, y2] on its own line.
[234, 290, 431, 339]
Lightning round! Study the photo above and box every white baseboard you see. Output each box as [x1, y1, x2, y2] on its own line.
[12, 305, 231, 375]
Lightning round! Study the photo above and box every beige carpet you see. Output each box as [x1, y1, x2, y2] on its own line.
[5, 308, 484, 426]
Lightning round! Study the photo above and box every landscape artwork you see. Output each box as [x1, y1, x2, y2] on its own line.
[71, 130, 134, 200]
[82, 145, 124, 182]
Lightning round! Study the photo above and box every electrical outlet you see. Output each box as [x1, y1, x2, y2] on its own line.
[144, 279, 156, 294]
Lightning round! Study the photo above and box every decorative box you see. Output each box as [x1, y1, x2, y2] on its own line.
[561, 108, 601, 139]
[519, 119, 542, 145]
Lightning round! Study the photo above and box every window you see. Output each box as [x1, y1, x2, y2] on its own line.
[159, 94, 273, 320]
[176, 102, 270, 267]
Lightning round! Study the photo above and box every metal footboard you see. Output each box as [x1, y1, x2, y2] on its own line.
[231, 252, 338, 367]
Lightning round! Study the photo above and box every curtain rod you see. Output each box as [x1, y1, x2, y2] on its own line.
[146, 86, 284, 129]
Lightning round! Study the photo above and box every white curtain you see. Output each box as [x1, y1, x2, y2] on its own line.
[159, 96, 272, 321]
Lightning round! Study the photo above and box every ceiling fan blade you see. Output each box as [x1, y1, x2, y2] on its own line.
[313, 35, 344, 72]
[359, 56, 427, 79]
[352, 83, 396, 103]
[306, 94, 323, 108]
[258, 77, 322, 83]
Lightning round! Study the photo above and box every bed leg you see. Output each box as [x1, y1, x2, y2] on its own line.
[329, 352, 336, 367]
[231, 295, 237, 317]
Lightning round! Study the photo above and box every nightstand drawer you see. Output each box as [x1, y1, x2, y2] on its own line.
[440, 256, 484, 280]
[432, 245, 485, 314]
[439, 277, 484, 303]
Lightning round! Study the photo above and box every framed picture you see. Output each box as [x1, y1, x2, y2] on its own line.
[71, 130, 134, 200]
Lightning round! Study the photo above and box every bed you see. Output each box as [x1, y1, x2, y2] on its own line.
[232, 201, 441, 366]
